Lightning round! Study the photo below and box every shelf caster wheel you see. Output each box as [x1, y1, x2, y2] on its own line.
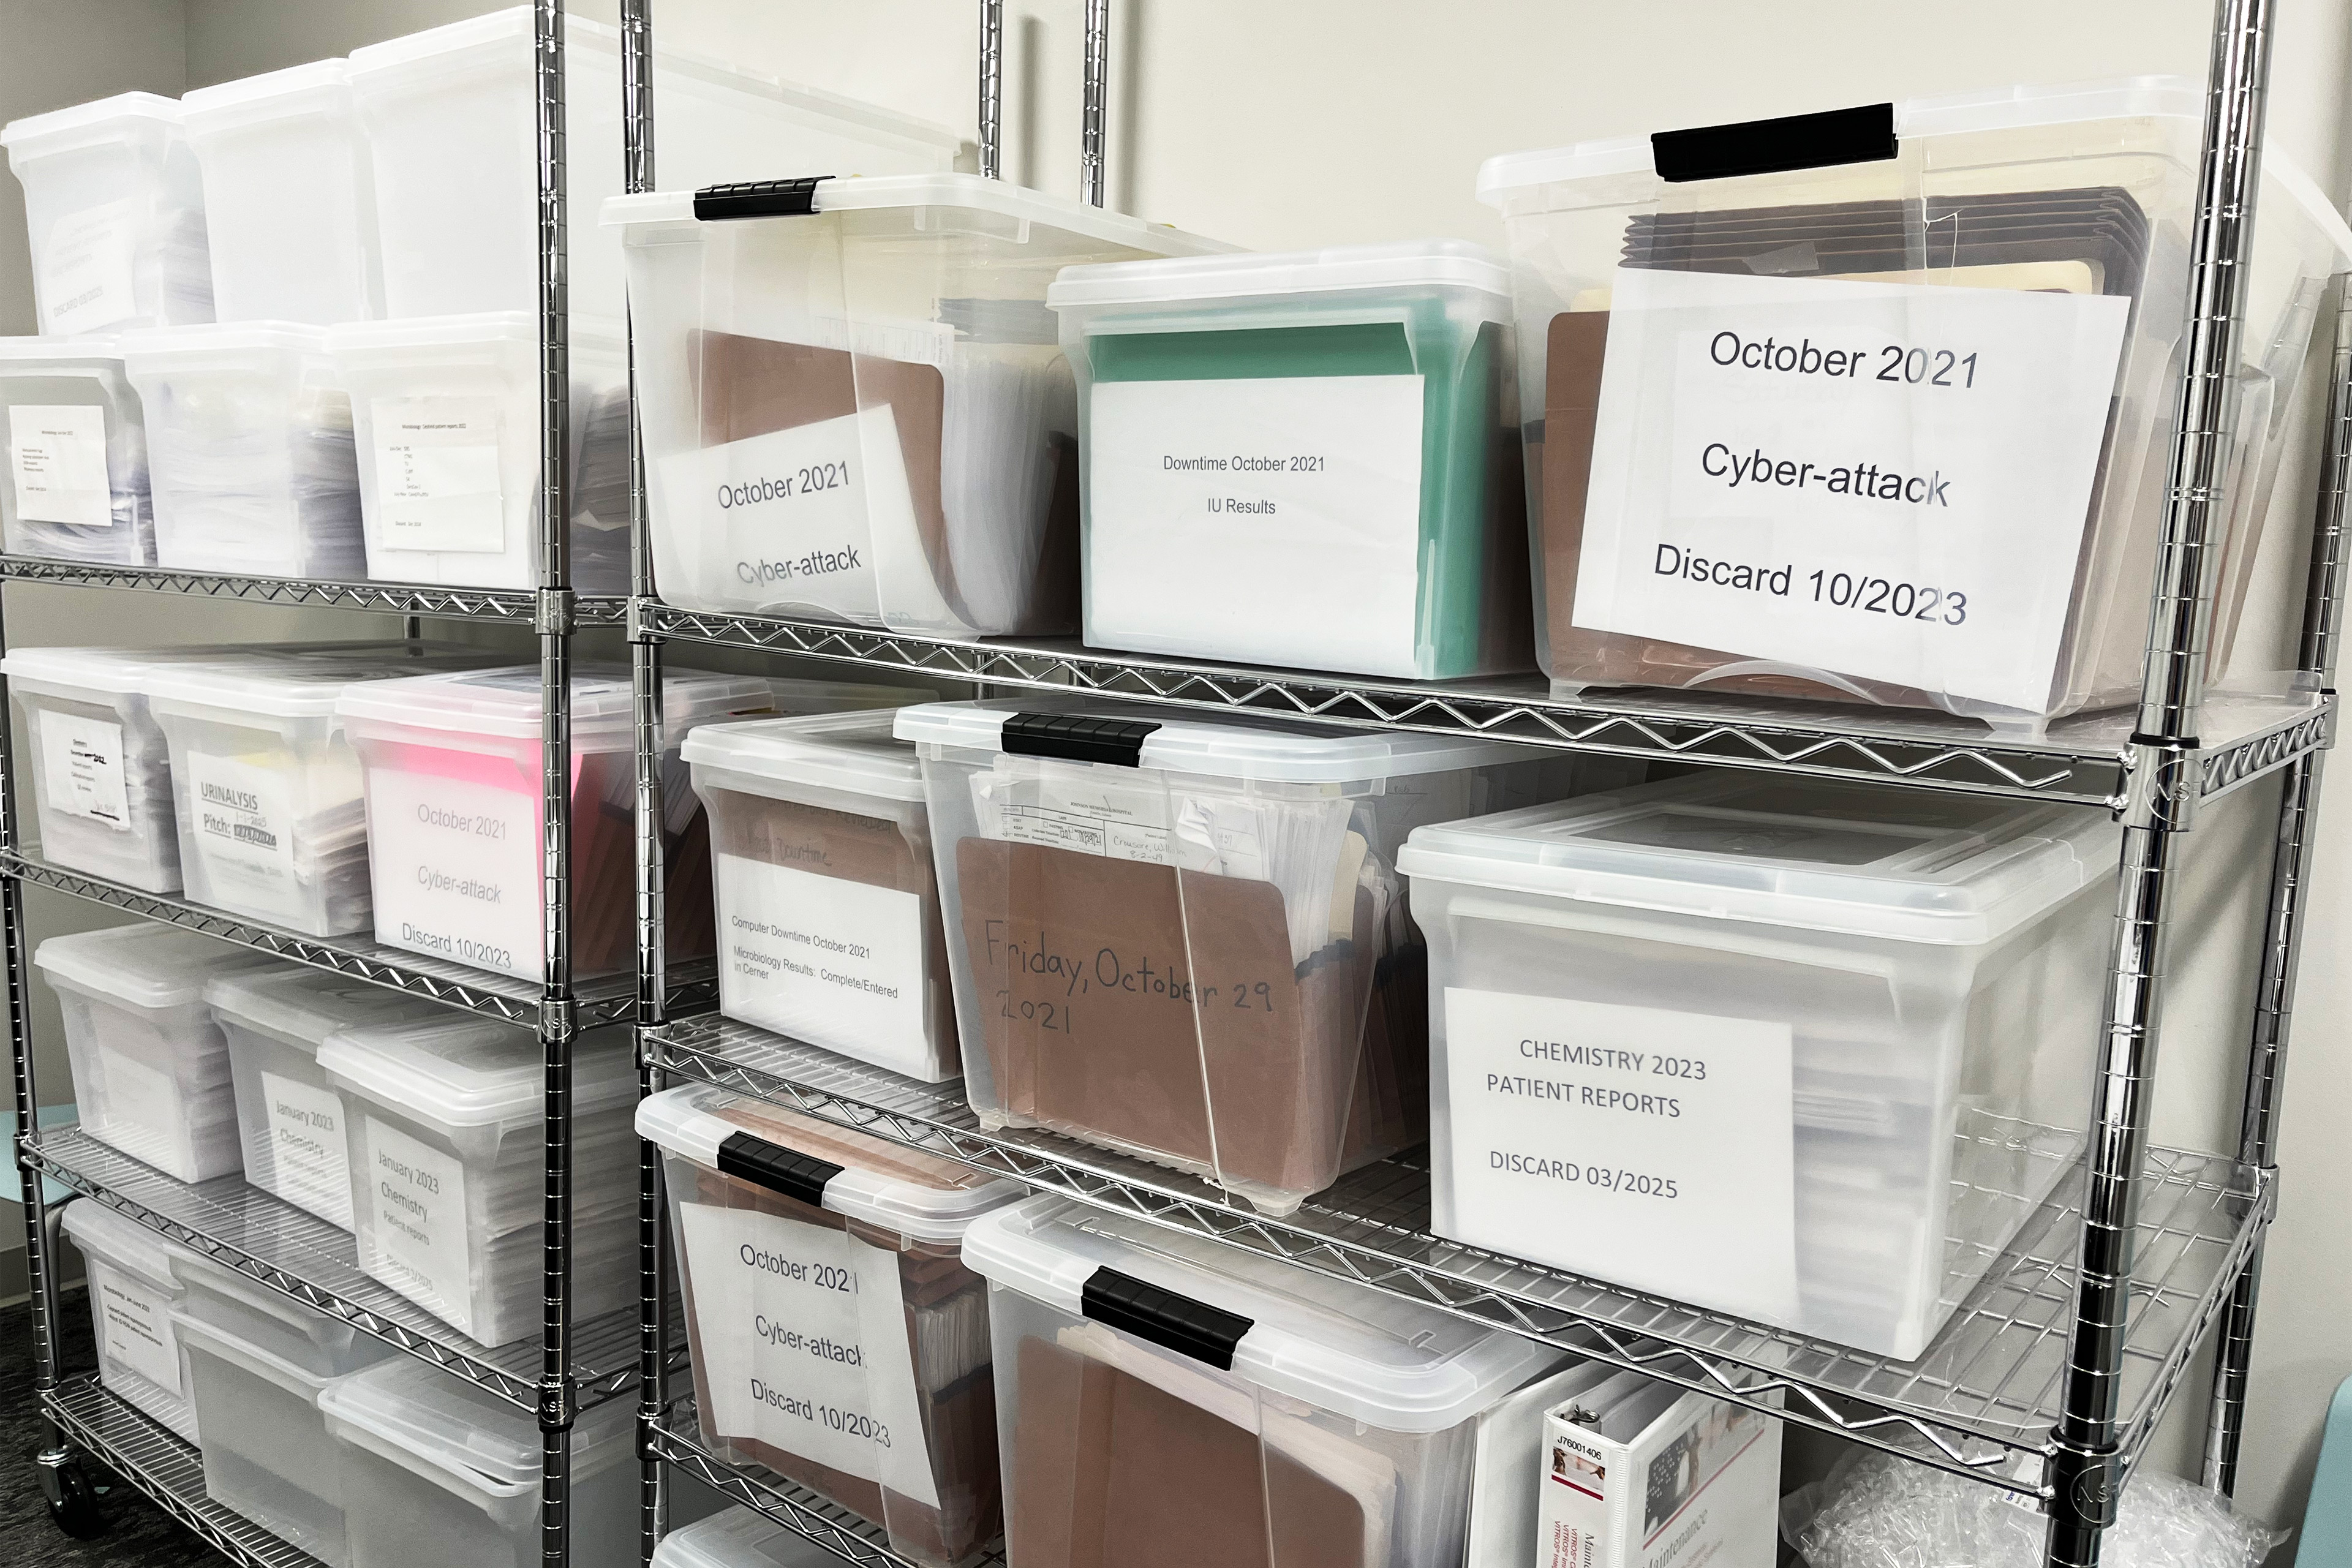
[40, 1453, 107, 1540]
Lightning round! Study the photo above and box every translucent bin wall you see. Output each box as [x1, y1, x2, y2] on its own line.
[0, 338, 156, 566]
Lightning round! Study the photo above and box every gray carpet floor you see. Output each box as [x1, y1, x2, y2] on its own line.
[0, 1291, 218, 1567]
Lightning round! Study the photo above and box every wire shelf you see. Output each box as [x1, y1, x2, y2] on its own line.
[637, 603, 2329, 809]
[644, 1014, 2271, 1506]
[33, 1129, 648, 1411]
[651, 1401, 1006, 1568]
[0, 556, 627, 623]
[45, 1374, 328, 1568]
[1, 853, 704, 1030]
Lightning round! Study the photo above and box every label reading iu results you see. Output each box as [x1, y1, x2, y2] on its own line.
[1573, 266, 2131, 712]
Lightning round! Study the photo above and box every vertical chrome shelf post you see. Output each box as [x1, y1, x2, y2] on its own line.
[978, 0, 1005, 180]
[1080, 0, 1109, 206]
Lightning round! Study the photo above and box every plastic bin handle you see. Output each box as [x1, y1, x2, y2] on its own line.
[1652, 102, 1896, 183]
[716, 1131, 843, 1207]
[1001, 712, 1161, 767]
[1080, 1266, 1254, 1371]
[693, 176, 835, 222]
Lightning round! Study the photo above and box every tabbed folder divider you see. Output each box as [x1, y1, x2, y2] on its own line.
[692, 177, 834, 222]
[1650, 102, 1899, 183]
[1079, 1265, 1255, 1371]
[714, 1130, 843, 1207]
[999, 712, 1161, 766]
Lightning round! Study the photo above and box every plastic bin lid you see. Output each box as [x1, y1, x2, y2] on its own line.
[0, 642, 308, 698]
[0, 335, 124, 364]
[602, 173, 1230, 262]
[204, 967, 453, 1059]
[638, 1085, 1023, 1242]
[170, 1305, 342, 1398]
[1475, 75, 2211, 198]
[334, 663, 879, 747]
[1397, 772, 2120, 946]
[1049, 239, 1512, 310]
[318, 1018, 638, 1127]
[682, 708, 927, 804]
[963, 1196, 1561, 1433]
[1, 91, 183, 158]
[61, 1197, 191, 1294]
[318, 1354, 633, 1491]
[142, 643, 505, 721]
[892, 696, 1531, 784]
[654, 1508, 845, 1568]
[32, 924, 276, 1011]
[325, 309, 625, 357]
[181, 58, 352, 134]
[120, 321, 337, 363]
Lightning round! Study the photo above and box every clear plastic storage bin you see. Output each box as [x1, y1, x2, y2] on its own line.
[120, 322, 367, 578]
[1400, 772, 2121, 1358]
[145, 643, 505, 937]
[350, 7, 967, 323]
[0, 92, 211, 335]
[652, 1507, 846, 1568]
[34, 925, 276, 1182]
[328, 312, 631, 594]
[321, 1357, 638, 1568]
[965, 1194, 1567, 1568]
[172, 1262, 396, 1568]
[183, 60, 382, 325]
[1052, 241, 1529, 679]
[641, 1084, 1025, 1567]
[1, 643, 288, 892]
[318, 1017, 638, 1346]
[898, 696, 1621, 1214]
[0, 336, 156, 564]
[1476, 79, 2352, 729]
[61, 1197, 205, 1443]
[207, 967, 453, 1231]
[611, 175, 1226, 635]
[684, 709, 959, 1080]
[338, 665, 895, 983]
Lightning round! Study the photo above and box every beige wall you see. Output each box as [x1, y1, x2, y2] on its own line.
[2, 0, 2346, 1550]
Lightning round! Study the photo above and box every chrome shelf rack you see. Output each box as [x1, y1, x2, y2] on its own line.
[3, 2, 604, 1560]
[624, 2, 2343, 1567]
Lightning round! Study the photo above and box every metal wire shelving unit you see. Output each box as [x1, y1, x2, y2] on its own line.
[1, 2, 606, 1561]
[620, 2, 2343, 1567]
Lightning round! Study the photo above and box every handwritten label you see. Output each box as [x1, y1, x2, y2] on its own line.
[371, 396, 505, 552]
[1574, 267, 2132, 713]
[257, 1069, 352, 1229]
[1439, 986, 1800, 1326]
[716, 853, 931, 1077]
[39, 200, 138, 334]
[10, 404, 111, 527]
[89, 1260, 184, 1396]
[1086, 374, 1427, 676]
[676, 1199, 939, 1508]
[36, 707, 130, 829]
[360, 1115, 475, 1336]
[364, 766, 539, 981]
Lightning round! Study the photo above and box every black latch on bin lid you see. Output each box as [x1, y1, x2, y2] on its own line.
[1000, 711, 1160, 767]
[693, 176, 833, 221]
[1651, 104, 1896, 183]
[1080, 1266, 1254, 1370]
[716, 1131, 842, 1207]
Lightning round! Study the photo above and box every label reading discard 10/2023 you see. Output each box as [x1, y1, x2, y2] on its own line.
[1574, 267, 2130, 713]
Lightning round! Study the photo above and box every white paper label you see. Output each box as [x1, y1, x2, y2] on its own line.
[1575, 267, 2132, 713]
[184, 751, 297, 902]
[40, 199, 138, 335]
[1441, 987, 1800, 1325]
[676, 1200, 940, 1509]
[90, 1261, 183, 1396]
[36, 707, 130, 830]
[361, 1115, 476, 1335]
[716, 854, 929, 1075]
[371, 396, 506, 552]
[10, 404, 112, 527]
[655, 407, 925, 622]
[1085, 375, 1427, 677]
[258, 1069, 350, 1225]
[364, 764, 540, 979]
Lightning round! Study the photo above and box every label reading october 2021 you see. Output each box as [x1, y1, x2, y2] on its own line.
[1442, 987, 1800, 1325]
[1574, 267, 2131, 712]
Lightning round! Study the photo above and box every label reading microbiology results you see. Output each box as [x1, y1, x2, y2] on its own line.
[1575, 267, 2131, 712]
[35, 707, 130, 830]
[716, 854, 932, 1077]
[676, 1199, 940, 1508]
[371, 397, 505, 553]
[1086, 375, 1428, 676]
[364, 765, 538, 979]
[9, 404, 112, 527]
[1442, 987, 1800, 1325]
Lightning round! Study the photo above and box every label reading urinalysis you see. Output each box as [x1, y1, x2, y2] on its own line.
[183, 752, 298, 913]
[1574, 267, 2131, 712]
[364, 766, 538, 980]
[675, 1199, 940, 1507]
